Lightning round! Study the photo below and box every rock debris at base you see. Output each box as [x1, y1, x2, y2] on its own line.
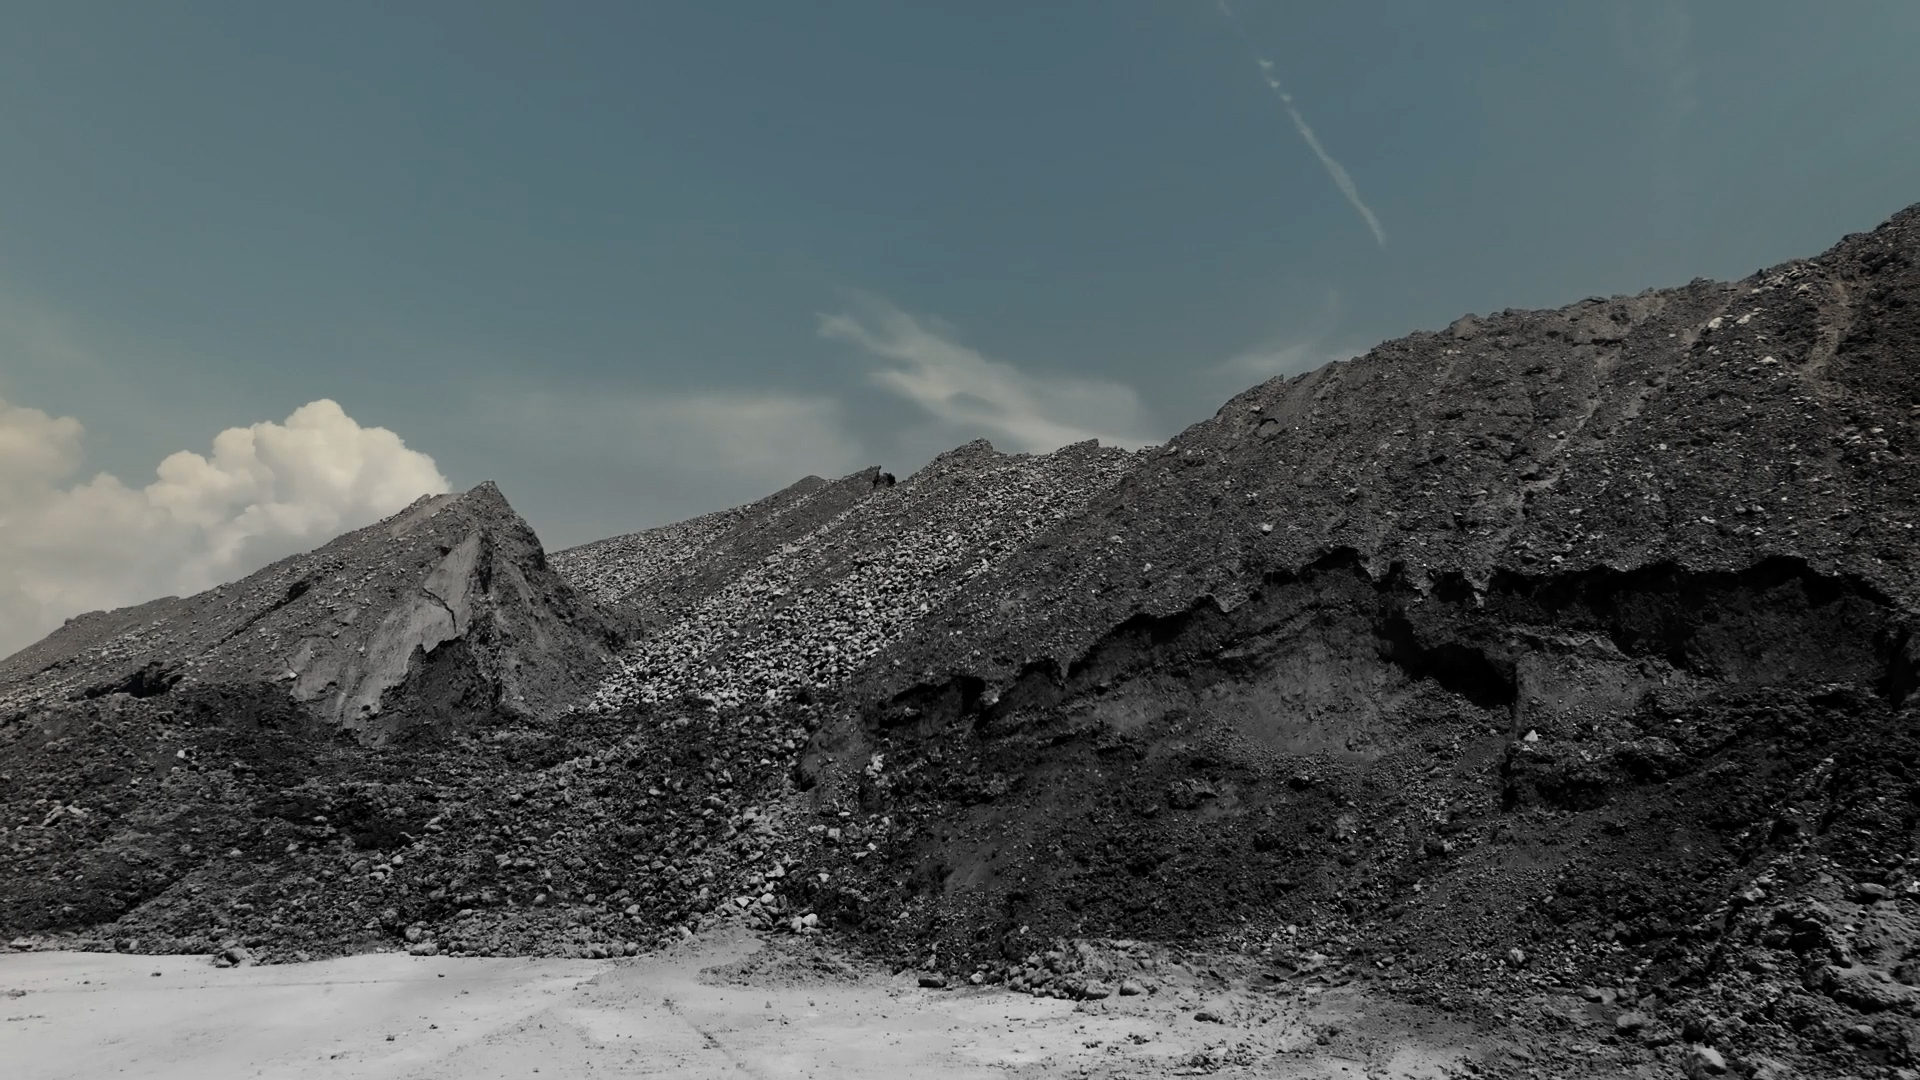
[6, 204, 1920, 1078]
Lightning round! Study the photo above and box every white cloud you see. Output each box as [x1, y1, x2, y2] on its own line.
[1211, 287, 1359, 383]
[1216, 337, 1361, 381]
[819, 298, 1156, 454]
[1217, 1, 1387, 249]
[0, 397, 448, 658]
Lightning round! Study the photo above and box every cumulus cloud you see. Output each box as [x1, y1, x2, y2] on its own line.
[0, 397, 448, 658]
[819, 298, 1156, 454]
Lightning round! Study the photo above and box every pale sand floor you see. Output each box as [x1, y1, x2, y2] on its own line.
[0, 930, 1480, 1078]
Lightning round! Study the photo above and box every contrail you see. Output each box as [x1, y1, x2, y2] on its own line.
[1217, 1, 1387, 248]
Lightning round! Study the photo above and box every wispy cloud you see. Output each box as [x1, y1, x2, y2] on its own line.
[1217, 1, 1387, 249]
[485, 387, 863, 489]
[1217, 337, 1360, 381]
[1213, 287, 1361, 381]
[468, 385, 868, 548]
[819, 296, 1157, 454]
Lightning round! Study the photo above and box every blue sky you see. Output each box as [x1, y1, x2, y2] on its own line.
[2, 0, 1918, 560]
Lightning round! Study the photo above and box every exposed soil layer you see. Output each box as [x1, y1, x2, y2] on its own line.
[6, 204, 1920, 1078]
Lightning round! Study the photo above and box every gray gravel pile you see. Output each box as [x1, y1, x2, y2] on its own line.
[552, 469, 887, 622]
[7, 203, 1920, 1079]
[578, 439, 1137, 715]
[870, 208, 1920, 696]
[550, 467, 898, 659]
[0, 482, 615, 742]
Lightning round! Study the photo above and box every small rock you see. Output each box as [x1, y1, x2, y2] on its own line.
[1818, 963, 1917, 1012]
[1615, 1010, 1652, 1035]
[1080, 980, 1111, 1000]
[917, 973, 948, 989]
[1505, 947, 1527, 968]
[1685, 1044, 1728, 1079]
[1118, 980, 1146, 996]
[1855, 882, 1894, 903]
[1194, 1009, 1224, 1024]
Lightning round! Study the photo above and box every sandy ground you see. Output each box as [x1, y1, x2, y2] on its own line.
[1, 930, 1490, 1078]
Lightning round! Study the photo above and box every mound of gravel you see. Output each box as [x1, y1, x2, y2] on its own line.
[570, 439, 1137, 715]
[552, 467, 891, 627]
[791, 205, 1920, 1077]
[0, 482, 616, 742]
[7, 203, 1920, 1078]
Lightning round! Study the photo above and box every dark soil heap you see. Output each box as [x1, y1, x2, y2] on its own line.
[6, 204, 1920, 1076]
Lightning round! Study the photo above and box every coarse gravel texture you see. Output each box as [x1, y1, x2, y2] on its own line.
[568, 439, 1138, 714]
[551, 467, 891, 626]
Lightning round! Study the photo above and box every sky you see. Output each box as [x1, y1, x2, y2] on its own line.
[2, 0, 1919, 654]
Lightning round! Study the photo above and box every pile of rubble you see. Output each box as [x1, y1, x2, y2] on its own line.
[569, 439, 1137, 714]
[7, 203, 1920, 1078]
[0, 482, 615, 742]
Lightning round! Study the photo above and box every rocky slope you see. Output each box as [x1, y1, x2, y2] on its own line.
[4, 204, 1920, 1077]
[776, 206, 1920, 1076]
[0, 482, 615, 743]
[781, 206, 1920, 1077]
[569, 439, 1137, 714]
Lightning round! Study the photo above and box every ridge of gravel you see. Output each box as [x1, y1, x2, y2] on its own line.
[579, 439, 1139, 715]
[7, 203, 1920, 1080]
